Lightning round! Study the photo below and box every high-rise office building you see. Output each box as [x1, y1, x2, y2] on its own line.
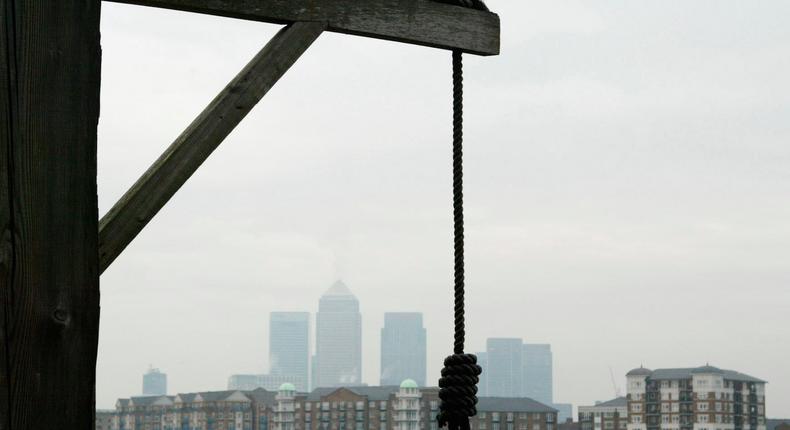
[269, 311, 310, 391]
[523, 343, 553, 404]
[380, 312, 427, 386]
[315, 280, 362, 387]
[477, 351, 489, 397]
[486, 338, 524, 397]
[227, 374, 263, 391]
[142, 367, 167, 396]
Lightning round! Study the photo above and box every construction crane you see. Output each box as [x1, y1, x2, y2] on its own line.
[609, 366, 622, 397]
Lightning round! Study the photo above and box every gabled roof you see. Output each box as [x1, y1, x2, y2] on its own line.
[244, 388, 277, 406]
[648, 367, 765, 383]
[195, 390, 250, 402]
[594, 397, 628, 408]
[175, 393, 197, 403]
[477, 397, 557, 413]
[130, 395, 173, 406]
[306, 386, 399, 401]
[691, 365, 724, 375]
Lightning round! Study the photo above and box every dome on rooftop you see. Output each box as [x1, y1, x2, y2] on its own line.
[400, 379, 419, 389]
[626, 366, 653, 376]
[692, 365, 723, 374]
[278, 382, 296, 392]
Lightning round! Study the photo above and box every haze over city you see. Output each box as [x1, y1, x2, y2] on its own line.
[97, 0, 790, 418]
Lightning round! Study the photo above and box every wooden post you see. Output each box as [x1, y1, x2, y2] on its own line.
[99, 21, 325, 273]
[0, 1, 102, 429]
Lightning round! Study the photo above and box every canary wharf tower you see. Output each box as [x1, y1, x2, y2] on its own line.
[315, 281, 362, 387]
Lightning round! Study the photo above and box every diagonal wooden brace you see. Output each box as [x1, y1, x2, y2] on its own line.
[98, 21, 326, 274]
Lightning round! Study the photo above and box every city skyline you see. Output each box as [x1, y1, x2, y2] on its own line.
[97, 1, 790, 415]
[120, 281, 777, 421]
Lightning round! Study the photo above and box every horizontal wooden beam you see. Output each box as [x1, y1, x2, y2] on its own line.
[104, 0, 500, 56]
[98, 21, 326, 273]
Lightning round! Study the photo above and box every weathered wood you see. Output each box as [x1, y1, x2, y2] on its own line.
[105, 0, 500, 56]
[0, 1, 102, 428]
[98, 21, 325, 273]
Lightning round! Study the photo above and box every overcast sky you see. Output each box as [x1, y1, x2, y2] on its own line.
[97, 0, 790, 416]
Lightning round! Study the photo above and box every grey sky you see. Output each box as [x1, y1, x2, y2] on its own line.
[97, 0, 790, 416]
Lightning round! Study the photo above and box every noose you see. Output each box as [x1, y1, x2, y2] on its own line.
[437, 50, 482, 430]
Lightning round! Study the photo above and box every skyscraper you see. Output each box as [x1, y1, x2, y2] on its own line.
[315, 280, 362, 387]
[523, 343, 553, 404]
[476, 351, 488, 397]
[486, 338, 523, 397]
[142, 367, 167, 395]
[269, 312, 310, 391]
[380, 312, 427, 386]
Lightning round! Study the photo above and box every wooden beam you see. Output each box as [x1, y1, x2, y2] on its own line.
[98, 21, 325, 274]
[0, 1, 102, 428]
[105, 0, 500, 56]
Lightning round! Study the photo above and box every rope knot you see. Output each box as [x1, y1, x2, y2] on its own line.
[437, 353, 481, 430]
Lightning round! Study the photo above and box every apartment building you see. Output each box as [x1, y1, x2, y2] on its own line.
[114, 380, 557, 430]
[579, 397, 628, 430]
[626, 365, 766, 430]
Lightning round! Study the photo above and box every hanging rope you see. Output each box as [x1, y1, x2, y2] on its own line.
[437, 50, 482, 430]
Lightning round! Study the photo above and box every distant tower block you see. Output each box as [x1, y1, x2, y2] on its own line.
[380, 313, 427, 387]
[315, 281, 362, 387]
[143, 366, 167, 396]
[270, 312, 310, 392]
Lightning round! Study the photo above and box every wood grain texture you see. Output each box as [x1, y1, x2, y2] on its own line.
[105, 0, 500, 55]
[98, 21, 325, 274]
[0, 1, 102, 428]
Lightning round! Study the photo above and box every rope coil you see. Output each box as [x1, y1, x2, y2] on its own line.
[437, 50, 482, 430]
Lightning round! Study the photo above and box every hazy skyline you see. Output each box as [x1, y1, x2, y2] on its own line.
[97, 0, 789, 416]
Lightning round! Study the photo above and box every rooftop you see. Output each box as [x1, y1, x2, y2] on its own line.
[648, 367, 765, 383]
[307, 385, 399, 401]
[593, 397, 628, 408]
[626, 366, 653, 377]
[323, 280, 355, 297]
[477, 397, 557, 413]
[400, 379, 419, 389]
